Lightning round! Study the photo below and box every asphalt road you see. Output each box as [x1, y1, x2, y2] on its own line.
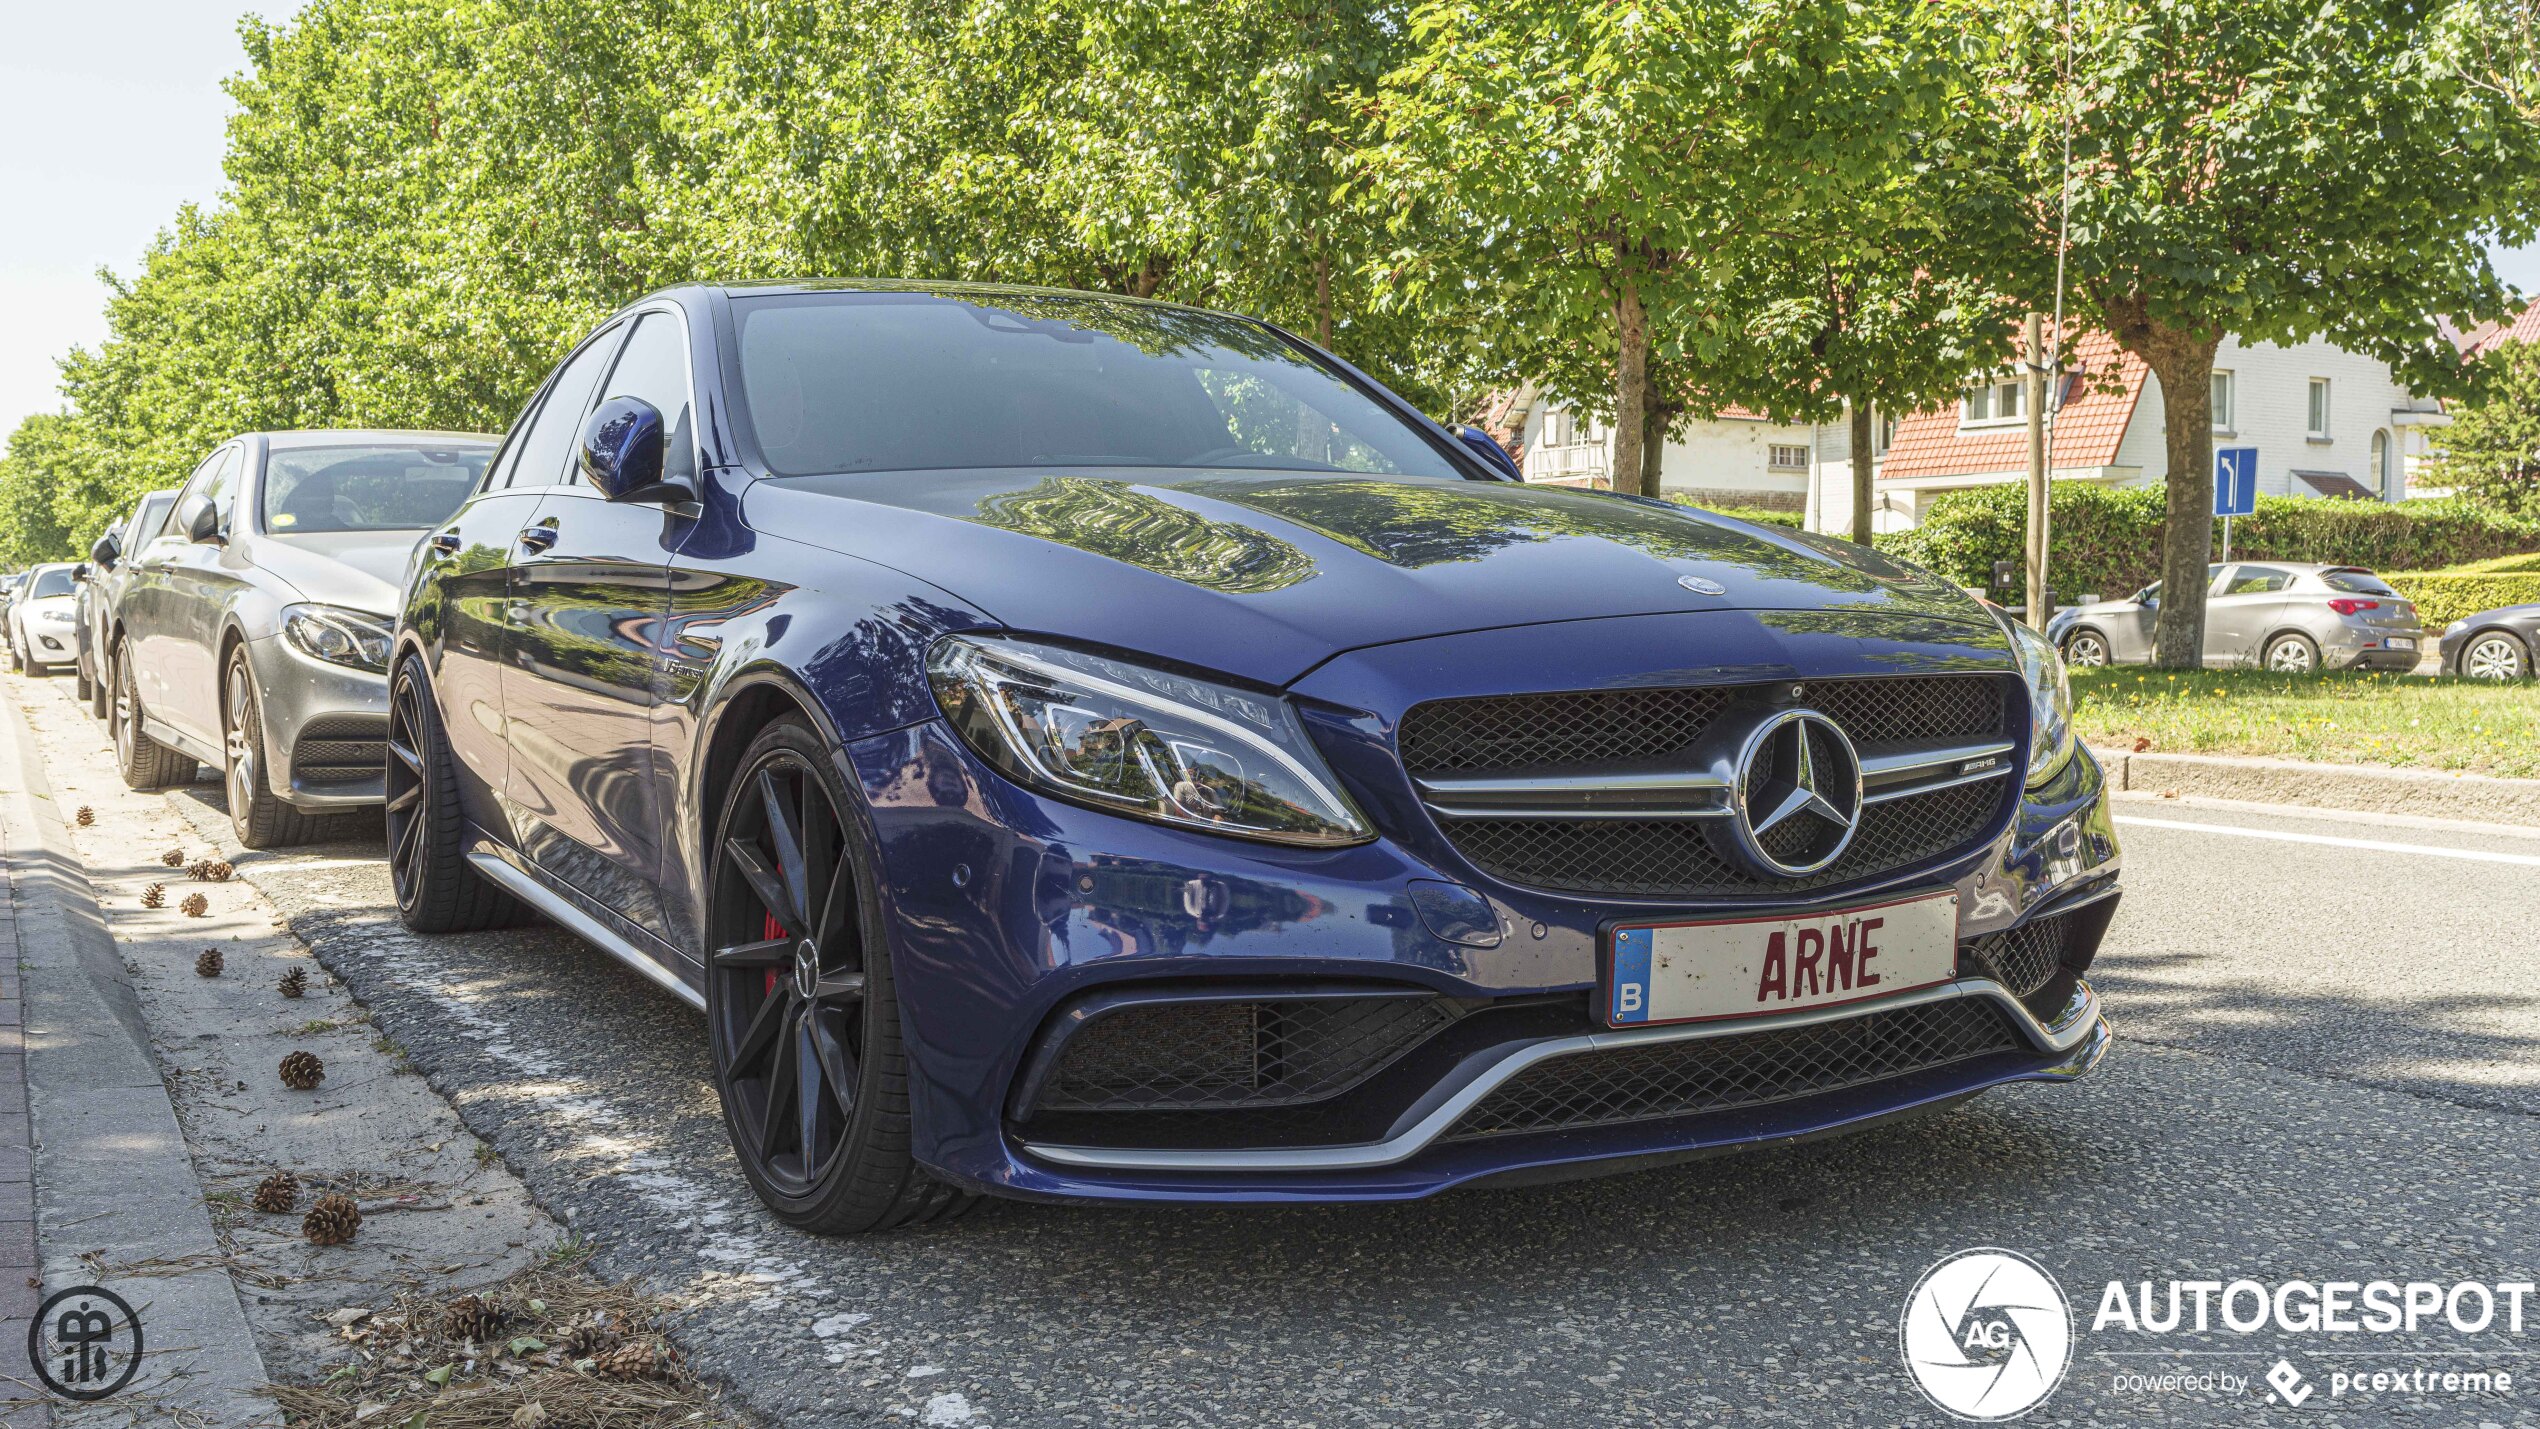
[18, 673, 2540, 1428]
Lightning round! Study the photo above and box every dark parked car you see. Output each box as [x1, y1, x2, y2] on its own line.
[2440, 603, 2539, 680]
[78, 489, 179, 712]
[110, 432, 495, 846]
[391, 281, 2119, 1233]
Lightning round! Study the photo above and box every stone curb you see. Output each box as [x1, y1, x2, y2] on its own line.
[0, 696, 274, 1426]
[2090, 746, 2540, 828]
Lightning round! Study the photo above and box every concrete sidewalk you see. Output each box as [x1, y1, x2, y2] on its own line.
[0, 697, 269, 1426]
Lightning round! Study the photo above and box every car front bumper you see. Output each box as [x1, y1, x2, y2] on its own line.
[246, 634, 391, 808]
[845, 707, 2122, 1206]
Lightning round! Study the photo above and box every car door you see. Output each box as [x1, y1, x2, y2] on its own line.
[499, 310, 698, 941]
[132, 445, 244, 743]
[2203, 564, 2295, 667]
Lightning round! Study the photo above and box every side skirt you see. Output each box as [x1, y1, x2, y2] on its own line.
[464, 852, 705, 1012]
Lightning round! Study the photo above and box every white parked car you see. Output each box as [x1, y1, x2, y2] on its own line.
[8, 563, 81, 675]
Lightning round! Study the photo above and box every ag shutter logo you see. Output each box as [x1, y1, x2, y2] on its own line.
[1900, 1248, 2074, 1421]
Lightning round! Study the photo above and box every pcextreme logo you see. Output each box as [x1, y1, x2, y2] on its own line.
[1899, 1248, 2075, 1421]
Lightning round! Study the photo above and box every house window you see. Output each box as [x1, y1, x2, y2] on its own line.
[2210, 370, 2235, 432]
[1874, 412, 1897, 455]
[1545, 407, 1604, 447]
[2371, 429, 2393, 498]
[1768, 444, 1809, 472]
[1962, 375, 2025, 425]
[2307, 378, 2331, 439]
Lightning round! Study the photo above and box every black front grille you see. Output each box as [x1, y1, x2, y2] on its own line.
[292, 715, 387, 782]
[1399, 675, 2017, 898]
[1961, 899, 2113, 1021]
[1445, 998, 2023, 1141]
[1035, 994, 1457, 1113]
[1441, 775, 2004, 898]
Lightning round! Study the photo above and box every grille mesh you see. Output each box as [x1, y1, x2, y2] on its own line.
[1398, 676, 2011, 776]
[1441, 776, 2004, 898]
[1445, 998, 2022, 1141]
[1964, 913, 2073, 997]
[292, 739, 385, 779]
[1037, 995, 1456, 1113]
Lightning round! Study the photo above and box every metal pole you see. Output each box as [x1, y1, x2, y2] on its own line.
[2024, 313, 2049, 628]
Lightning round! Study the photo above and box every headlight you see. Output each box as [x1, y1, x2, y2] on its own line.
[2004, 617, 2075, 787]
[281, 604, 392, 672]
[2447, 619, 2469, 636]
[928, 635, 1372, 847]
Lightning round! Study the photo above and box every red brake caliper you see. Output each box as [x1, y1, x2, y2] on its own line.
[763, 910, 784, 998]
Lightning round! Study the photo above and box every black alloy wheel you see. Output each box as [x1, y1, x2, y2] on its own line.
[384, 655, 516, 932]
[705, 718, 969, 1234]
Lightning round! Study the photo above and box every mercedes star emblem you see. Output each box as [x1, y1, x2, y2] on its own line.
[1725, 708, 1864, 878]
[1676, 574, 1728, 596]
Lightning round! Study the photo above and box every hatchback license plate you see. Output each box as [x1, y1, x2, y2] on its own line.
[2385, 636, 2417, 650]
[1606, 891, 1960, 1027]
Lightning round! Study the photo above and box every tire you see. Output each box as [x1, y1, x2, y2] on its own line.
[385, 655, 519, 933]
[704, 717, 973, 1235]
[86, 653, 107, 718]
[2061, 630, 2111, 668]
[2461, 630, 2530, 682]
[2263, 631, 2320, 674]
[74, 662, 94, 704]
[223, 648, 320, 849]
[111, 636, 195, 789]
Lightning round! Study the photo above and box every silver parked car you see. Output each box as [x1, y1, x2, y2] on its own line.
[2047, 562, 2424, 673]
[109, 430, 497, 846]
[77, 488, 180, 713]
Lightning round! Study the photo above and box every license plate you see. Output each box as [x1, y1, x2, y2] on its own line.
[2386, 636, 2416, 650]
[1605, 891, 1960, 1027]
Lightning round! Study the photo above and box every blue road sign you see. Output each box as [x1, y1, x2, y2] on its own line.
[2215, 447, 2258, 517]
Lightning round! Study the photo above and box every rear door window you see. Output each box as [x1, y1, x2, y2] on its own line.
[2316, 569, 2397, 596]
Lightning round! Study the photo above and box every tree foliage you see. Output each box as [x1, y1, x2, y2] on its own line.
[2424, 338, 2540, 513]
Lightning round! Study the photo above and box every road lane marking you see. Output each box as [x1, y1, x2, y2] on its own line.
[2114, 815, 2540, 868]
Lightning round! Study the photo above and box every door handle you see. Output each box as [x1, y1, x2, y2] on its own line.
[517, 526, 558, 553]
[428, 532, 461, 555]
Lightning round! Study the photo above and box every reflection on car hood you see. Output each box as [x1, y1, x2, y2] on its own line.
[243, 530, 427, 617]
[751, 468, 1992, 685]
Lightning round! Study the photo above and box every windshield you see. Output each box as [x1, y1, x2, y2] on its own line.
[2317, 569, 2397, 596]
[262, 444, 493, 533]
[27, 568, 72, 600]
[731, 291, 1463, 481]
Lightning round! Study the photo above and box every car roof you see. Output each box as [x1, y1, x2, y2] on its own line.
[660, 277, 1217, 315]
[252, 430, 499, 451]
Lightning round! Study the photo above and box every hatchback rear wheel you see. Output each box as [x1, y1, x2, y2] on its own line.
[2263, 632, 2320, 674]
[705, 718, 970, 1234]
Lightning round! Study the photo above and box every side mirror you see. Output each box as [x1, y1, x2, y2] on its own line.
[88, 533, 119, 569]
[183, 497, 223, 545]
[579, 397, 690, 506]
[1456, 425, 1523, 481]
[72, 563, 90, 582]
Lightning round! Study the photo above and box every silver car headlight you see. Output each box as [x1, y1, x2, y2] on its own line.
[281, 603, 393, 673]
[929, 635, 1372, 847]
[2005, 617, 2076, 787]
[2446, 619, 2469, 637]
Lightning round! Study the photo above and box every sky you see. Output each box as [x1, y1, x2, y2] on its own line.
[5, 4, 2540, 443]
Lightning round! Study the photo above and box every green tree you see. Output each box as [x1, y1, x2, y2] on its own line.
[2425, 339, 2540, 512]
[1357, 0, 1967, 496]
[1961, 0, 2540, 667]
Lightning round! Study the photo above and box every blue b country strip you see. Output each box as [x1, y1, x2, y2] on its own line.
[1610, 927, 1652, 1024]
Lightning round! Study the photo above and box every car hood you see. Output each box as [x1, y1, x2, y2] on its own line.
[749, 469, 1992, 686]
[17, 596, 75, 619]
[241, 530, 426, 617]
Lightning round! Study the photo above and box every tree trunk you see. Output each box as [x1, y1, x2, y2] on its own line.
[1614, 275, 1649, 496]
[1640, 374, 1669, 498]
[1848, 401, 1874, 544]
[2113, 306, 2222, 669]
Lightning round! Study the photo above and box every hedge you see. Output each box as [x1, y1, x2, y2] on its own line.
[1663, 495, 1806, 529]
[2385, 574, 2540, 626]
[1874, 483, 2540, 603]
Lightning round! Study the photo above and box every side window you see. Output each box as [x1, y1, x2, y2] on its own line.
[589, 313, 698, 488]
[164, 447, 240, 541]
[503, 324, 625, 490]
[482, 394, 543, 492]
[2223, 566, 2292, 596]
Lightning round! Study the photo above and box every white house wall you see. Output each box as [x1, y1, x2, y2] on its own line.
[2128, 335, 2434, 499]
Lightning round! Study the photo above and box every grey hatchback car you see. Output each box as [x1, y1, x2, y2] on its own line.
[2048, 563, 2424, 672]
[109, 431, 496, 846]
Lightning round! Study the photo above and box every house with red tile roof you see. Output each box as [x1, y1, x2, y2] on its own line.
[1501, 328, 2451, 531]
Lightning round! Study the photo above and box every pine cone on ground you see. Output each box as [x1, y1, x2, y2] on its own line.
[279, 967, 308, 998]
[180, 892, 209, 917]
[190, 859, 233, 883]
[194, 947, 223, 977]
[250, 1170, 298, 1213]
[591, 1339, 675, 1381]
[161, 848, 184, 867]
[74, 805, 94, 827]
[444, 1294, 506, 1343]
[140, 883, 165, 908]
[302, 1192, 360, 1245]
[278, 1050, 325, 1090]
[558, 1321, 620, 1358]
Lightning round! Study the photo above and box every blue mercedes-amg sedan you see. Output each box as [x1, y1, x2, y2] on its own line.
[389, 281, 2119, 1233]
